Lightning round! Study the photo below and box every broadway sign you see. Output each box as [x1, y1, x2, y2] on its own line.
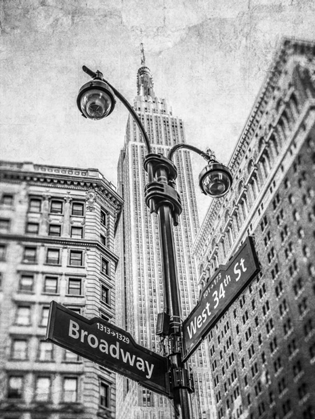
[46, 302, 170, 397]
[182, 236, 259, 362]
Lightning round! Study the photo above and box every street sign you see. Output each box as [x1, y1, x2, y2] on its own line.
[46, 301, 171, 397]
[182, 236, 259, 362]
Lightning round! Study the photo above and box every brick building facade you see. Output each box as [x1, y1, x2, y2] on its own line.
[193, 39, 315, 418]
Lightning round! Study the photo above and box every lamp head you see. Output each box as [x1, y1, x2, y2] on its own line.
[77, 78, 116, 120]
[199, 161, 232, 197]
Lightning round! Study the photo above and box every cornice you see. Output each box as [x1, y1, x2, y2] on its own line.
[194, 38, 315, 257]
[0, 234, 119, 264]
[0, 169, 123, 212]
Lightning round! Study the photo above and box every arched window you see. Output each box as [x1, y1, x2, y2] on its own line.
[227, 224, 233, 247]
[233, 212, 240, 234]
[275, 98, 282, 113]
[238, 181, 244, 197]
[220, 240, 226, 260]
[225, 210, 230, 225]
[277, 118, 287, 143]
[247, 160, 254, 176]
[270, 134, 280, 158]
[274, 126, 284, 147]
[250, 175, 258, 201]
[257, 160, 266, 185]
[258, 138, 265, 154]
[199, 263, 204, 276]
[282, 109, 292, 131]
[261, 151, 271, 178]
[240, 194, 249, 220]
[289, 92, 300, 119]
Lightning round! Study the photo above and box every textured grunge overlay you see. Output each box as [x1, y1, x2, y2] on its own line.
[1, 1, 315, 218]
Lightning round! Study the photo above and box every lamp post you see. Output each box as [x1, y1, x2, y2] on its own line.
[77, 66, 233, 419]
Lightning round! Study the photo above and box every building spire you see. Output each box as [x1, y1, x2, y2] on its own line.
[137, 43, 155, 98]
[140, 42, 146, 66]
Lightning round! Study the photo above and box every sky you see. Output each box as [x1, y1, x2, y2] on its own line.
[1, 0, 315, 222]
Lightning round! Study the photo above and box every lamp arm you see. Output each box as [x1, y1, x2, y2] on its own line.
[105, 81, 152, 154]
[167, 144, 212, 162]
[82, 65, 151, 154]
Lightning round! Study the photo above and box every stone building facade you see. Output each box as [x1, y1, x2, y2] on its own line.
[193, 38, 315, 418]
[0, 161, 122, 419]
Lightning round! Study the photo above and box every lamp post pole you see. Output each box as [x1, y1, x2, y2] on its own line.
[77, 66, 233, 419]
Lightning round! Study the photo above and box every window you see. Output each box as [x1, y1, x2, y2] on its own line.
[100, 234, 106, 246]
[35, 377, 51, 402]
[26, 222, 39, 234]
[100, 381, 110, 408]
[304, 318, 314, 338]
[2, 194, 13, 206]
[50, 200, 63, 214]
[101, 285, 110, 305]
[101, 258, 109, 276]
[19, 274, 34, 292]
[68, 278, 82, 295]
[270, 336, 278, 353]
[23, 247, 37, 263]
[64, 350, 80, 362]
[293, 360, 302, 377]
[0, 219, 10, 233]
[49, 224, 61, 237]
[288, 339, 297, 356]
[16, 306, 31, 325]
[72, 202, 84, 216]
[0, 245, 5, 261]
[11, 339, 28, 360]
[8, 376, 23, 399]
[101, 209, 108, 227]
[38, 340, 53, 361]
[142, 389, 152, 407]
[40, 306, 50, 327]
[298, 383, 307, 400]
[46, 248, 60, 265]
[44, 276, 58, 293]
[283, 318, 293, 336]
[69, 250, 83, 266]
[266, 318, 274, 334]
[29, 198, 41, 213]
[274, 356, 282, 373]
[63, 377, 78, 402]
[68, 307, 81, 315]
[71, 227, 83, 239]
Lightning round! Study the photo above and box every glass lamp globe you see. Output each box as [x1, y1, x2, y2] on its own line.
[77, 80, 116, 120]
[199, 162, 232, 197]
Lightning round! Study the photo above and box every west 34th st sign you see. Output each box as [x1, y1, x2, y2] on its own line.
[46, 302, 171, 397]
[182, 236, 260, 362]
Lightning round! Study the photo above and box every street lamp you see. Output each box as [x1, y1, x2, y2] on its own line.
[77, 66, 233, 419]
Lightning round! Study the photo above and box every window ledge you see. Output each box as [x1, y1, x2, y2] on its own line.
[44, 263, 62, 267]
[62, 360, 82, 364]
[100, 301, 111, 309]
[67, 265, 85, 269]
[42, 292, 59, 296]
[14, 323, 31, 327]
[18, 291, 35, 294]
[65, 294, 84, 298]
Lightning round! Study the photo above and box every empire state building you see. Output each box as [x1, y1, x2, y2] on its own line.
[115, 48, 215, 419]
